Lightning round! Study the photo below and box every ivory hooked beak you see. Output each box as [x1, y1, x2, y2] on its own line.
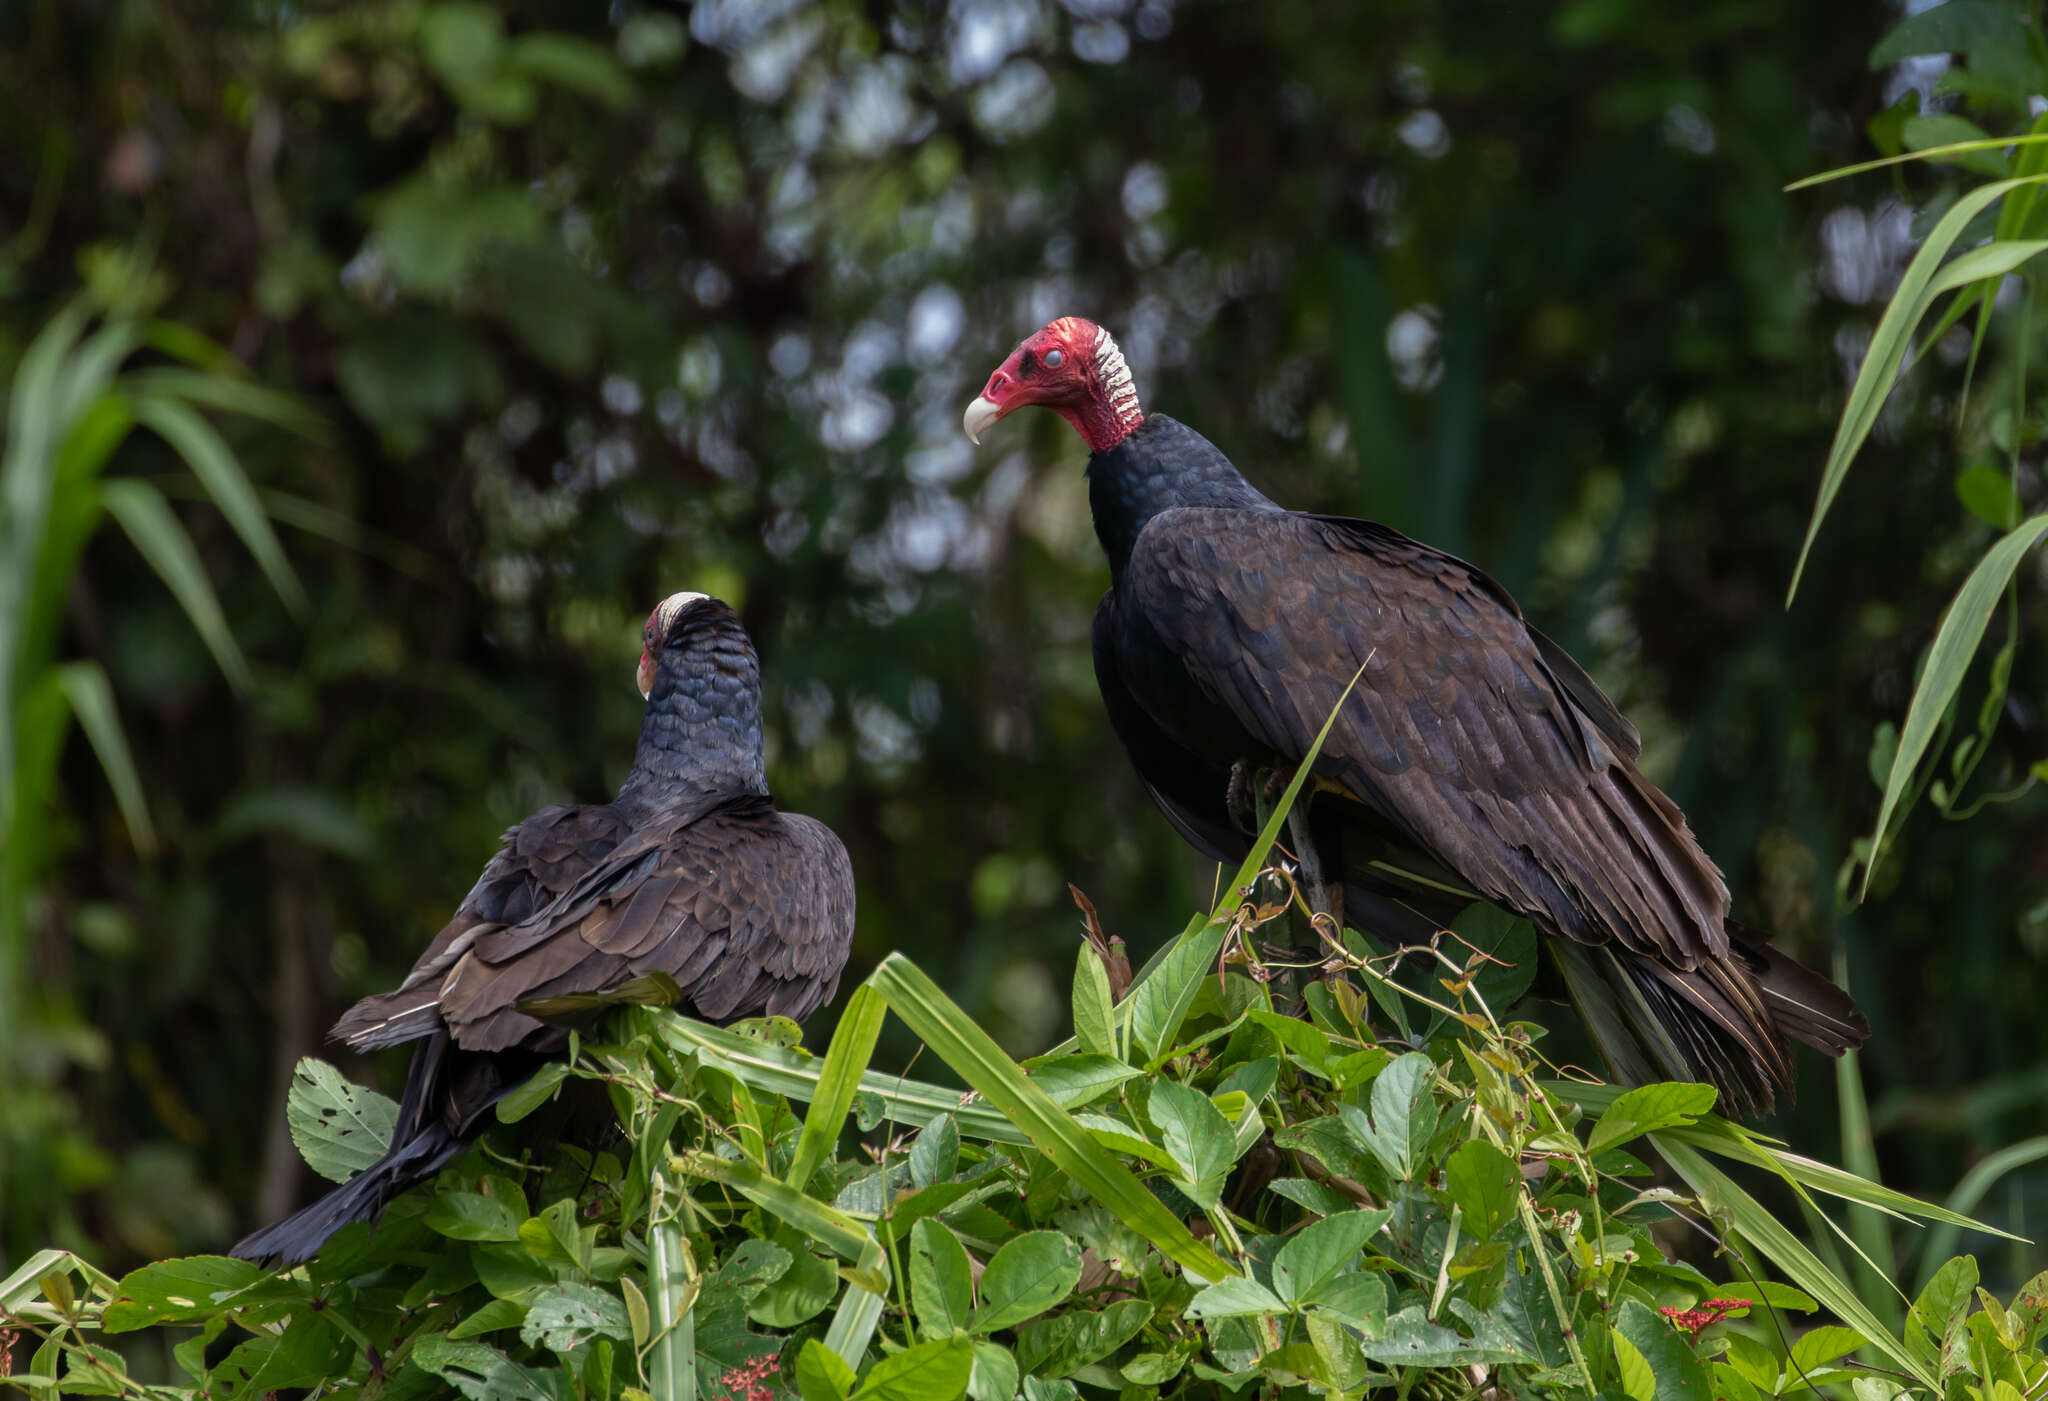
[962, 395, 1003, 446]
[637, 652, 656, 701]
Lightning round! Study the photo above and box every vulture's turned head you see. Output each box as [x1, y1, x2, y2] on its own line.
[636, 589, 722, 700]
[963, 316, 1143, 454]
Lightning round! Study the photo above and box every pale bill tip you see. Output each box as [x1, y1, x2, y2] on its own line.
[963, 395, 1002, 446]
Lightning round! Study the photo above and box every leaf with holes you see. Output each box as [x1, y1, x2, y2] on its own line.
[285, 1058, 396, 1183]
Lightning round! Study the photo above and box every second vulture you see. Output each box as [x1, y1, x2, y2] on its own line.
[965, 316, 1865, 1116]
[234, 591, 855, 1264]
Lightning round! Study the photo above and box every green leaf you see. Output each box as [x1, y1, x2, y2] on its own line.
[1304, 1271, 1388, 1330]
[1791, 177, 2048, 602]
[1787, 1325, 1870, 1376]
[521, 1282, 632, 1352]
[863, 956, 1232, 1282]
[1014, 1298, 1151, 1377]
[1359, 1304, 1530, 1366]
[496, 1063, 571, 1124]
[1247, 1009, 1331, 1072]
[211, 1313, 337, 1398]
[748, 1238, 835, 1330]
[1145, 1079, 1235, 1209]
[853, 1334, 972, 1401]
[449, 1297, 528, 1340]
[1588, 1082, 1719, 1154]
[1273, 1209, 1388, 1304]
[98, 478, 250, 690]
[427, 1192, 527, 1244]
[1185, 1275, 1286, 1319]
[285, 1057, 397, 1183]
[100, 1257, 268, 1332]
[1125, 913, 1230, 1063]
[1023, 1053, 1141, 1108]
[1445, 1138, 1522, 1239]
[909, 1111, 960, 1188]
[1615, 1297, 1713, 1401]
[1613, 1328, 1658, 1401]
[1072, 943, 1116, 1059]
[910, 1218, 973, 1336]
[967, 1341, 1018, 1401]
[129, 393, 307, 614]
[52, 662, 157, 856]
[507, 33, 634, 109]
[972, 1231, 1081, 1333]
[1863, 514, 2048, 895]
[1909, 1255, 1978, 1368]
[789, 983, 885, 1188]
[410, 1334, 556, 1401]
[1341, 1051, 1438, 1180]
[1903, 114, 2009, 175]
[1268, 1177, 1357, 1218]
[797, 1339, 856, 1401]
[1956, 465, 2017, 528]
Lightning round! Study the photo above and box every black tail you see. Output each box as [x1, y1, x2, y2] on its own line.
[233, 1031, 517, 1267]
[229, 1116, 466, 1266]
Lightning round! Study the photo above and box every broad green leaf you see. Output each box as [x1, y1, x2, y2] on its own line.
[426, 1193, 526, 1244]
[1341, 1051, 1437, 1180]
[285, 1057, 397, 1183]
[797, 1339, 856, 1401]
[409, 1334, 556, 1401]
[521, 1282, 632, 1352]
[100, 1257, 268, 1332]
[1272, 1209, 1389, 1304]
[1957, 465, 2019, 528]
[1145, 1079, 1234, 1209]
[1862, 514, 2048, 896]
[1788, 1325, 1870, 1376]
[53, 662, 157, 855]
[449, 1297, 528, 1340]
[910, 1218, 972, 1336]
[1588, 1082, 1718, 1154]
[1359, 1304, 1529, 1366]
[1908, 1255, 1978, 1369]
[496, 1063, 570, 1124]
[1185, 1275, 1285, 1319]
[1268, 1177, 1357, 1218]
[1305, 1271, 1388, 1331]
[971, 1231, 1081, 1333]
[909, 1111, 960, 1188]
[1247, 1008, 1331, 1072]
[1614, 1297, 1713, 1401]
[1440, 905, 1539, 1025]
[99, 478, 250, 689]
[1072, 944, 1116, 1059]
[1024, 1053, 1142, 1108]
[1613, 1328, 1657, 1401]
[967, 1342, 1018, 1401]
[1902, 114, 2008, 175]
[1789, 175, 2048, 601]
[852, 1334, 972, 1401]
[788, 983, 885, 1188]
[1014, 1298, 1151, 1378]
[211, 1313, 338, 1399]
[742, 1237, 825, 1330]
[1445, 1138, 1522, 1240]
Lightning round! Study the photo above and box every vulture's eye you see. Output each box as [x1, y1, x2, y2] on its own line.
[1044, 348, 1063, 368]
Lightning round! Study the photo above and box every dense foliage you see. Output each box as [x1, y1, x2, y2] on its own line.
[7, 0, 2048, 1373]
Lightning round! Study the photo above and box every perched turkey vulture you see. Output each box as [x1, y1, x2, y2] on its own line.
[964, 317, 1865, 1115]
[233, 592, 855, 1263]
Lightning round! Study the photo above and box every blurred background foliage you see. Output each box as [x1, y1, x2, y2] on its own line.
[3, 0, 2046, 1291]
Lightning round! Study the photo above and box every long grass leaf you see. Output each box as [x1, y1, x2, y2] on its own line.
[125, 368, 327, 440]
[52, 662, 157, 856]
[130, 394, 307, 615]
[650, 1015, 1029, 1145]
[786, 984, 885, 1189]
[1861, 512, 2048, 896]
[1788, 178, 2047, 603]
[1786, 134, 2048, 190]
[866, 953, 1234, 1283]
[1833, 1044, 1899, 1324]
[1654, 1136, 1935, 1387]
[1912, 1136, 2048, 1287]
[645, 1187, 695, 1401]
[100, 478, 252, 690]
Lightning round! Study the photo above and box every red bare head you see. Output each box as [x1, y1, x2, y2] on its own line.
[638, 590, 710, 699]
[962, 316, 1144, 454]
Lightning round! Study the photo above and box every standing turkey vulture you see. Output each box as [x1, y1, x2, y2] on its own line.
[233, 592, 855, 1263]
[964, 317, 1865, 1115]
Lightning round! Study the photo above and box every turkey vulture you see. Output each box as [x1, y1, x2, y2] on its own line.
[964, 317, 1865, 1115]
[233, 592, 855, 1263]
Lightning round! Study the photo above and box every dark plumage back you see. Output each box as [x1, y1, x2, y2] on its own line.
[233, 595, 855, 1265]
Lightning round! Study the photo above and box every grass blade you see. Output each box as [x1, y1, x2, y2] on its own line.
[786, 984, 885, 1189]
[1654, 1136, 1935, 1388]
[1860, 512, 2048, 896]
[645, 1181, 696, 1401]
[100, 478, 252, 690]
[52, 662, 157, 856]
[130, 394, 308, 616]
[124, 367, 327, 440]
[1834, 1043, 1900, 1327]
[1912, 1136, 2048, 1288]
[867, 953, 1234, 1283]
[1788, 177, 2047, 603]
[1786, 133, 2048, 191]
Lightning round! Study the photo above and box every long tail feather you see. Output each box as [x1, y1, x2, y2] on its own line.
[229, 1118, 463, 1266]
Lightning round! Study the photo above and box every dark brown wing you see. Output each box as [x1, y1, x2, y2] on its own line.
[331, 803, 635, 1050]
[433, 798, 856, 1051]
[1117, 507, 1729, 970]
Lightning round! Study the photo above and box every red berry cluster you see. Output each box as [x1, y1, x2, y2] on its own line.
[1659, 1298, 1754, 1339]
[718, 1354, 780, 1401]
